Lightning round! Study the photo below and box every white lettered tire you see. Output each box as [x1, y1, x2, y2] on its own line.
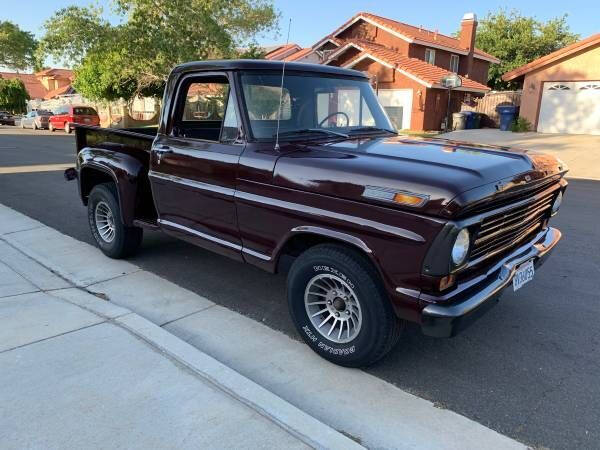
[287, 243, 403, 367]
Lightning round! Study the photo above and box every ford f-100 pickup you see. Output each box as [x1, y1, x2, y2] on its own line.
[66, 60, 567, 367]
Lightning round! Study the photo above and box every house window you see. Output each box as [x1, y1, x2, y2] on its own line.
[424, 48, 436, 65]
[450, 55, 459, 73]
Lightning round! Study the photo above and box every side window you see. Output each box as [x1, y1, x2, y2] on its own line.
[424, 48, 436, 65]
[450, 55, 459, 73]
[174, 77, 230, 141]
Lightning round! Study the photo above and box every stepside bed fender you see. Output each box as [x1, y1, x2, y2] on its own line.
[77, 147, 146, 226]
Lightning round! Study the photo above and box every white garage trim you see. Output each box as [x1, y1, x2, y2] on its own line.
[377, 89, 413, 130]
[538, 81, 600, 135]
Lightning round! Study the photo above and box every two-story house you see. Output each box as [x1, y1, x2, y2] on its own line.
[0, 68, 74, 101]
[265, 12, 499, 131]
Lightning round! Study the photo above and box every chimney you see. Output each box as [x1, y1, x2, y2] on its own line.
[459, 12, 477, 78]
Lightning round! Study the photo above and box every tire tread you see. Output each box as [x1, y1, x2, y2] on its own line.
[288, 243, 403, 367]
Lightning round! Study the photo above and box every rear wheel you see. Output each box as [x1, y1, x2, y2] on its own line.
[87, 183, 143, 258]
[65, 122, 71, 133]
[287, 243, 403, 367]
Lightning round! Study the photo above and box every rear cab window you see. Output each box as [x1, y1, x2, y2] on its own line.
[73, 107, 98, 116]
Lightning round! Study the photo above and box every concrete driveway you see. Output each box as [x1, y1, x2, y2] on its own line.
[439, 129, 600, 180]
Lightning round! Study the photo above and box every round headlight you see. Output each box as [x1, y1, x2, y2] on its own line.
[451, 228, 470, 266]
[551, 191, 563, 214]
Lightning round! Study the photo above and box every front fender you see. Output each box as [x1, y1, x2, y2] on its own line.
[77, 147, 145, 225]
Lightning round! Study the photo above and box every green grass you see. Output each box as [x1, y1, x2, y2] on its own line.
[398, 130, 442, 137]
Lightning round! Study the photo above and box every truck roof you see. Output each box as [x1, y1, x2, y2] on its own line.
[171, 59, 367, 78]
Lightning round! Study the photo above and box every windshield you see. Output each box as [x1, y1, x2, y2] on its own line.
[240, 72, 395, 140]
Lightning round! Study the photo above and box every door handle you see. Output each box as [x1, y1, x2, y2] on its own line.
[155, 145, 173, 164]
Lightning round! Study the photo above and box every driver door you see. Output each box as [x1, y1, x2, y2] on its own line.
[150, 72, 245, 260]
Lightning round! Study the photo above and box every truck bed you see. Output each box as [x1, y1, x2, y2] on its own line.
[74, 125, 157, 155]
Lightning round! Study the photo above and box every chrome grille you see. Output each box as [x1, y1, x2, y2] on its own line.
[470, 190, 556, 262]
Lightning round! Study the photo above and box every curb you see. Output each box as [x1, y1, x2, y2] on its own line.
[115, 313, 363, 449]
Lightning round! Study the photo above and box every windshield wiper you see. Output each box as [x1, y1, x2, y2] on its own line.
[275, 128, 349, 139]
[348, 126, 397, 135]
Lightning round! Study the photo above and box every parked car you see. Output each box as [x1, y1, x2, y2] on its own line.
[65, 60, 567, 367]
[20, 110, 53, 130]
[49, 105, 100, 133]
[0, 111, 15, 125]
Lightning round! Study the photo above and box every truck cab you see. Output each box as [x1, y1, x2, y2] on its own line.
[69, 60, 567, 367]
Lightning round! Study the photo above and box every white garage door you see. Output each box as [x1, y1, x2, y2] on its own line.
[377, 89, 412, 131]
[538, 81, 600, 135]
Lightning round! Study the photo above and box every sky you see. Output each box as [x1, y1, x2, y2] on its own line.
[2, 0, 599, 69]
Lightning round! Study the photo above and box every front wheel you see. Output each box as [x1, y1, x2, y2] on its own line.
[287, 244, 403, 367]
[87, 183, 143, 258]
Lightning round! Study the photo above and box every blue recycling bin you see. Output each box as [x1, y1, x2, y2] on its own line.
[497, 105, 518, 131]
[462, 111, 476, 129]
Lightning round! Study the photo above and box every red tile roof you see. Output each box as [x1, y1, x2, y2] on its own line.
[281, 47, 313, 61]
[334, 12, 499, 63]
[264, 44, 302, 60]
[0, 72, 47, 99]
[35, 68, 74, 79]
[44, 84, 74, 100]
[334, 40, 490, 92]
[502, 33, 600, 81]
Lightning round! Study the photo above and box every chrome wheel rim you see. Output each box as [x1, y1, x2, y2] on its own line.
[304, 273, 362, 344]
[94, 201, 116, 243]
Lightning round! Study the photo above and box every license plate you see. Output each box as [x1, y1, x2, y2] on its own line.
[513, 260, 535, 291]
[84, 118, 90, 123]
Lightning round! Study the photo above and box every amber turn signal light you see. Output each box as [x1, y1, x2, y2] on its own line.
[393, 193, 425, 206]
[439, 274, 456, 291]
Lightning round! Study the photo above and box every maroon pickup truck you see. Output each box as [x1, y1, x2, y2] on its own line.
[66, 60, 567, 367]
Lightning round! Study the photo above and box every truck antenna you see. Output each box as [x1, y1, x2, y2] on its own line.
[274, 18, 292, 151]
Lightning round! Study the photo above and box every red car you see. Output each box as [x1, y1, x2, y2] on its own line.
[49, 105, 100, 133]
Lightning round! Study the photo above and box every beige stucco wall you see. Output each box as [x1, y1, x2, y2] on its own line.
[519, 43, 600, 128]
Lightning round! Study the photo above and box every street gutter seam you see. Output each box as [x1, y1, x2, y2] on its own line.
[158, 304, 217, 327]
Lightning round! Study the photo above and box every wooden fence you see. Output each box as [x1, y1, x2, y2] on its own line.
[461, 91, 522, 127]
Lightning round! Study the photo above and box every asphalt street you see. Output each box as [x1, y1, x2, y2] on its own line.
[1, 126, 599, 449]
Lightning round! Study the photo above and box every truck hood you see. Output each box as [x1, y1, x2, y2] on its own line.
[273, 135, 567, 217]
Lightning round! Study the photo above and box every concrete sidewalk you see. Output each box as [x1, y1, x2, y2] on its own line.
[0, 213, 360, 449]
[0, 203, 526, 449]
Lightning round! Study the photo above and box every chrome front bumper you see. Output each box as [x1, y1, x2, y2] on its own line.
[420, 227, 562, 338]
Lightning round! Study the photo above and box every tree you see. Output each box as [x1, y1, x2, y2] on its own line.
[38, 0, 279, 101]
[0, 78, 29, 113]
[0, 21, 38, 71]
[474, 10, 579, 90]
